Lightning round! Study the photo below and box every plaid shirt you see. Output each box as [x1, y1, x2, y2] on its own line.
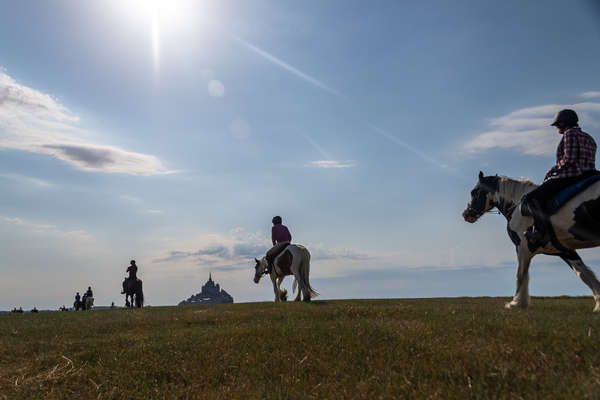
[545, 127, 596, 180]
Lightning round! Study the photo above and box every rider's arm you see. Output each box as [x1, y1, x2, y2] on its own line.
[271, 226, 276, 246]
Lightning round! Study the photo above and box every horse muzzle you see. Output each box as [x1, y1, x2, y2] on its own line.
[462, 208, 480, 223]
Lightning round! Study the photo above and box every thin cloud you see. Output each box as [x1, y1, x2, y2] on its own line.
[0, 215, 93, 242]
[580, 91, 600, 99]
[0, 172, 53, 187]
[152, 229, 369, 267]
[0, 70, 171, 175]
[231, 35, 342, 97]
[307, 160, 356, 169]
[369, 124, 448, 169]
[304, 135, 356, 169]
[463, 101, 600, 156]
[304, 135, 332, 160]
[228, 38, 451, 172]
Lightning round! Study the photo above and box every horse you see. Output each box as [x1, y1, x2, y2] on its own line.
[123, 278, 144, 308]
[463, 171, 600, 312]
[81, 294, 94, 310]
[254, 244, 319, 303]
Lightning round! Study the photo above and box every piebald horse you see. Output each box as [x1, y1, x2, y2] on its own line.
[463, 171, 600, 312]
[254, 244, 319, 302]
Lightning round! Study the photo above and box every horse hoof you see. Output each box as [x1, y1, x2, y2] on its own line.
[504, 301, 518, 309]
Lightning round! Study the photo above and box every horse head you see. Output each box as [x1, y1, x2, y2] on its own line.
[253, 257, 267, 283]
[463, 171, 500, 223]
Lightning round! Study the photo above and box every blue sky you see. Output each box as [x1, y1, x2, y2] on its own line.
[1, 0, 600, 309]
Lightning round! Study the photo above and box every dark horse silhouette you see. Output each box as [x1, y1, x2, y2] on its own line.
[123, 278, 144, 308]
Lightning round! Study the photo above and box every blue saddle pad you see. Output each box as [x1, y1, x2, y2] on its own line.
[551, 174, 600, 213]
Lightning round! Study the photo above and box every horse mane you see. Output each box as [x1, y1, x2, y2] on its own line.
[495, 175, 538, 206]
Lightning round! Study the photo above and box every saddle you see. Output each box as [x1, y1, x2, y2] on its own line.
[549, 174, 600, 214]
[522, 173, 600, 217]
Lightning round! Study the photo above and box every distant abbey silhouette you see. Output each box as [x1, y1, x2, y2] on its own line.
[179, 274, 233, 305]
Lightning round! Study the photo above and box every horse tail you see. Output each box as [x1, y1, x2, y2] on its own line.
[301, 247, 319, 298]
[292, 277, 298, 294]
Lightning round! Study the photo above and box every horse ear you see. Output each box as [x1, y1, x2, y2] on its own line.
[479, 171, 484, 181]
[254, 258, 259, 263]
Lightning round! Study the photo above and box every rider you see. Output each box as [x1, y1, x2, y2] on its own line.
[524, 109, 598, 248]
[75, 292, 81, 304]
[265, 216, 292, 274]
[122, 260, 138, 294]
[127, 260, 138, 280]
[85, 286, 93, 298]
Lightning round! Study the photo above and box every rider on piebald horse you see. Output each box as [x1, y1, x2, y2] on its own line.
[265, 216, 292, 274]
[523, 109, 598, 250]
[122, 260, 138, 294]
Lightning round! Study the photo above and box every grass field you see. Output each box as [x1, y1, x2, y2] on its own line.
[1, 297, 600, 399]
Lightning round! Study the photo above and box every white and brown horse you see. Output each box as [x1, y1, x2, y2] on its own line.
[463, 171, 600, 311]
[254, 244, 319, 302]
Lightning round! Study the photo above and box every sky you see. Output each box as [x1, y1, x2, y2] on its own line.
[1, 0, 600, 310]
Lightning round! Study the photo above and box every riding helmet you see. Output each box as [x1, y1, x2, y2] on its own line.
[551, 109, 578, 127]
[272, 216, 282, 224]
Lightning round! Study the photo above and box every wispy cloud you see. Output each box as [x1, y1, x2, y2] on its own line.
[0, 172, 53, 187]
[0, 215, 93, 242]
[304, 135, 331, 160]
[152, 228, 369, 268]
[303, 135, 355, 169]
[307, 160, 356, 169]
[230, 37, 450, 172]
[580, 91, 600, 99]
[231, 35, 342, 97]
[0, 70, 171, 175]
[368, 124, 449, 169]
[120, 194, 163, 215]
[463, 101, 600, 156]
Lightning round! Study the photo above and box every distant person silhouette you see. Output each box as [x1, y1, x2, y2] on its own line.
[265, 216, 292, 274]
[75, 292, 80, 303]
[86, 286, 93, 298]
[127, 260, 138, 280]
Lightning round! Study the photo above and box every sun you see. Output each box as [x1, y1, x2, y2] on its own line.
[125, 0, 187, 23]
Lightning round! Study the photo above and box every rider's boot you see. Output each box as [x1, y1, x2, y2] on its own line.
[524, 199, 550, 251]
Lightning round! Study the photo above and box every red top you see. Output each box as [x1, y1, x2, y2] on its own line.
[546, 127, 596, 180]
[272, 224, 292, 245]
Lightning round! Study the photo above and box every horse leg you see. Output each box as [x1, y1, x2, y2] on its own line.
[560, 251, 600, 312]
[276, 276, 288, 301]
[505, 247, 532, 309]
[293, 278, 301, 302]
[271, 274, 280, 303]
[291, 261, 310, 302]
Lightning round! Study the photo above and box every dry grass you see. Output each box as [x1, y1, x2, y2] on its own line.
[1, 298, 600, 399]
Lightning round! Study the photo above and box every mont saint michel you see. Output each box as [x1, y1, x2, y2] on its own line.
[179, 274, 234, 305]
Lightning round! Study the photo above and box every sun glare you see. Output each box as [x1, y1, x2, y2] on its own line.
[119, 0, 199, 80]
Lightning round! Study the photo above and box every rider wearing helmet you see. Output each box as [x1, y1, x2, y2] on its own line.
[524, 109, 598, 249]
[85, 286, 93, 298]
[265, 216, 292, 274]
[127, 260, 138, 280]
[122, 260, 139, 294]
